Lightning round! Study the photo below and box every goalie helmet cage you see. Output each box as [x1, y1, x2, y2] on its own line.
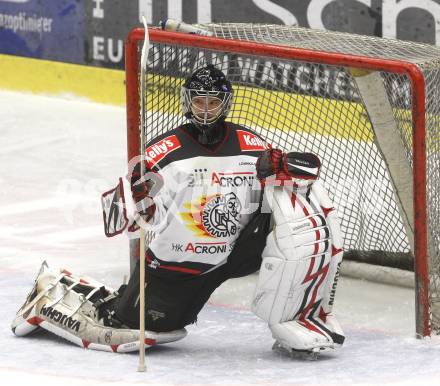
[125, 25, 440, 338]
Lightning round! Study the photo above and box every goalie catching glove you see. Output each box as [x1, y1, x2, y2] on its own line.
[256, 149, 321, 187]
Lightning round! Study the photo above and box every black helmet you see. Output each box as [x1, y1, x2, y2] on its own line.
[182, 65, 233, 127]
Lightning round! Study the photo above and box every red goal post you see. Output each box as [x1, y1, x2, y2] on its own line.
[125, 26, 434, 337]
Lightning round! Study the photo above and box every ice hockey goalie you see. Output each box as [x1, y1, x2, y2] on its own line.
[11, 65, 344, 357]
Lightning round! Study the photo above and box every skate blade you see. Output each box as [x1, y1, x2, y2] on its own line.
[272, 341, 322, 361]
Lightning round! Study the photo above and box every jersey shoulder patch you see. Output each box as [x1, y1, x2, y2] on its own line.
[236, 129, 270, 152]
[145, 134, 182, 168]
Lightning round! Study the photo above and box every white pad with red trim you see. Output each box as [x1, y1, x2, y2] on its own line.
[252, 181, 344, 351]
[11, 261, 187, 353]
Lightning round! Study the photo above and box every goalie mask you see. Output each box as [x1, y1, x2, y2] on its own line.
[182, 65, 233, 144]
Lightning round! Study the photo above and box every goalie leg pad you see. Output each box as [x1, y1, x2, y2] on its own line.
[252, 184, 345, 351]
[11, 262, 187, 353]
[252, 231, 331, 324]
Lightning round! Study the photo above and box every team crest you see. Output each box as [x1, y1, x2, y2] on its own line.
[181, 193, 242, 238]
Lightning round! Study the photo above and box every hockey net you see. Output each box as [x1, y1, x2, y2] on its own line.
[125, 24, 440, 337]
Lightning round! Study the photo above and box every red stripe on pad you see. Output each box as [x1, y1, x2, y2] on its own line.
[111, 345, 119, 353]
[320, 205, 334, 218]
[313, 242, 319, 255]
[299, 262, 330, 318]
[82, 340, 91, 349]
[145, 338, 156, 346]
[27, 316, 43, 325]
[298, 319, 325, 336]
[302, 256, 316, 284]
[332, 245, 343, 257]
[319, 307, 329, 323]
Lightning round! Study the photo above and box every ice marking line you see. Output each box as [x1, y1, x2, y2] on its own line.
[205, 301, 416, 338]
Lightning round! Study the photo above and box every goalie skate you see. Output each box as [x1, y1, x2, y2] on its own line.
[11, 261, 187, 353]
[272, 341, 322, 361]
[271, 317, 344, 361]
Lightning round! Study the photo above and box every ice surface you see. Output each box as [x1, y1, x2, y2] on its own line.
[1, 90, 440, 385]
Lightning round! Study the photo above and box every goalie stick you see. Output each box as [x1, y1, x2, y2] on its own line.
[138, 14, 149, 373]
[135, 19, 213, 370]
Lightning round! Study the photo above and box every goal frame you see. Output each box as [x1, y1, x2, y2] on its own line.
[125, 27, 430, 337]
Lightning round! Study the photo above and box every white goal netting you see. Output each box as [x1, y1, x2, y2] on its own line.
[127, 24, 440, 335]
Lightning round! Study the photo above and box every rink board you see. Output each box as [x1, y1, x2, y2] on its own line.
[0, 54, 125, 105]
